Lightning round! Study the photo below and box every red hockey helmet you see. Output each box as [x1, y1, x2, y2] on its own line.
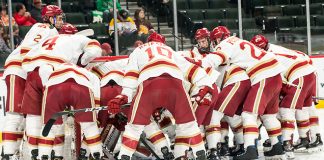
[250, 34, 269, 50]
[147, 32, 166, 44]
[210, 26, 231, 41]
[195, 28, 210, 40]
[41, 5, 64, 22]
[59, 23, 78, 34]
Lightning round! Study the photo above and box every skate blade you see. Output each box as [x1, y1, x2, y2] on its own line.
[285, 152, 295, 160]
[294, 148, 308, 153]
[220, 156, 230, 160]
[307, 146, 324, 153]
[264, 154, 287, 160]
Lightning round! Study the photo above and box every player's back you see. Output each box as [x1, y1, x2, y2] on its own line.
[98, 58, 128, 87]
[268, 44, 315, 82]
[46, 63, 100, 95]
[130, 42, 185, 83]
[22, 34, 96, 72]
[268, 43, 312, 62]
[217, 36, 284, 84]
[20, 23, 58, 55]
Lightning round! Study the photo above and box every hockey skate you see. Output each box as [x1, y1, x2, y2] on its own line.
[161, 146, 175, 160]
[78, 148, 88, 160]
[294, 137, 310, 153]
[195, 150, 207, 160]
[229, 144, 244, 157]
[1, 154, 20, 160]
[233, 146, 258, 160]
[219, 137, 230, 160]
[283, 140, 294, 159]
[263, 139, 272, 152]
[207, 148, 220, 160]
[31, 149, 38, 160]
[264, 142, 286, 160]
[307, 134, 323, 153]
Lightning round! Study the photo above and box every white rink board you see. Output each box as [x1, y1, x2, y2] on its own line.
[310, 55, 324, 98]
[0, 77, 6, 133]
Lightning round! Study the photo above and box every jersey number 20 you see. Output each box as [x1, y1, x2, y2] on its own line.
[240, 42, 266, 60]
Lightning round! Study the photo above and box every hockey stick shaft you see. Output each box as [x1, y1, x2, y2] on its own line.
[91, 55, 129, 62]
[140, 133, 161, 160]
[75, 29, 94, 36]
[42, 104, 130, 137]
[313, 96, 324, 100]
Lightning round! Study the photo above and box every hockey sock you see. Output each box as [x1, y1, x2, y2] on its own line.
[296, 107, 310, 138]
[225, 115, 244, 145]
[52, 124, 65, 157]
[205, 110, 223, 149]
[308, 104, 321, 142]
[2, 112, 24, 155]
[26, 114, 42, 158]
[261, 114, 282, 145]
[118, 123, 144, 159]
[220, 119, 229, 143]
[175, 121, 205, 159]
[279, 108, 295, 141]
[80, 122, 103, 157]
[241, 112, 259, 148]
[144, 121, 170, 158]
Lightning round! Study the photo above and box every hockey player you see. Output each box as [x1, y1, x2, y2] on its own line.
[180, 28, 226, 160]
[39, 63, 103, 160]
[90, 57, 174, 159]
[20, 23, 102, 159]
[107, 32, 214, 160]
[1, 5, 64, 160]
[251, 34, 322, 155]
[200, 26, 285, 160]
[209, 27, 251, 159]
[179, 28, 223, 159]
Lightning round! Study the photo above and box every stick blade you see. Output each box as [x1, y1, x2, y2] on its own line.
[42, 118, 56, 137]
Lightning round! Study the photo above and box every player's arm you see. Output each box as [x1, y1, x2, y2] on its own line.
[174, 53, 213, 88]
[81, 39, 102, 66]
[201, 51, 228, 69]
[120, 50, 140, 103]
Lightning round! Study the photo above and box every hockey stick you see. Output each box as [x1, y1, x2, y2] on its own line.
[91, 55, 129, 63]
[75, 29, 94, 37]
[139, 133, 162, 160]
[313, 96, 324, 100]
[42, 104, 130, 137]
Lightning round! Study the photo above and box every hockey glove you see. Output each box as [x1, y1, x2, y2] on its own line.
[194, 86, 213, 106]
[107, 95, 128, 114]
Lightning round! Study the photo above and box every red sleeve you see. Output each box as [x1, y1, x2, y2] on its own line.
[29, 16, 37, 24]
[14, 13, 29, 25]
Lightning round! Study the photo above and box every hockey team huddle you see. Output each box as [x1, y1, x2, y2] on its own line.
[1, 4, 323, 160]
